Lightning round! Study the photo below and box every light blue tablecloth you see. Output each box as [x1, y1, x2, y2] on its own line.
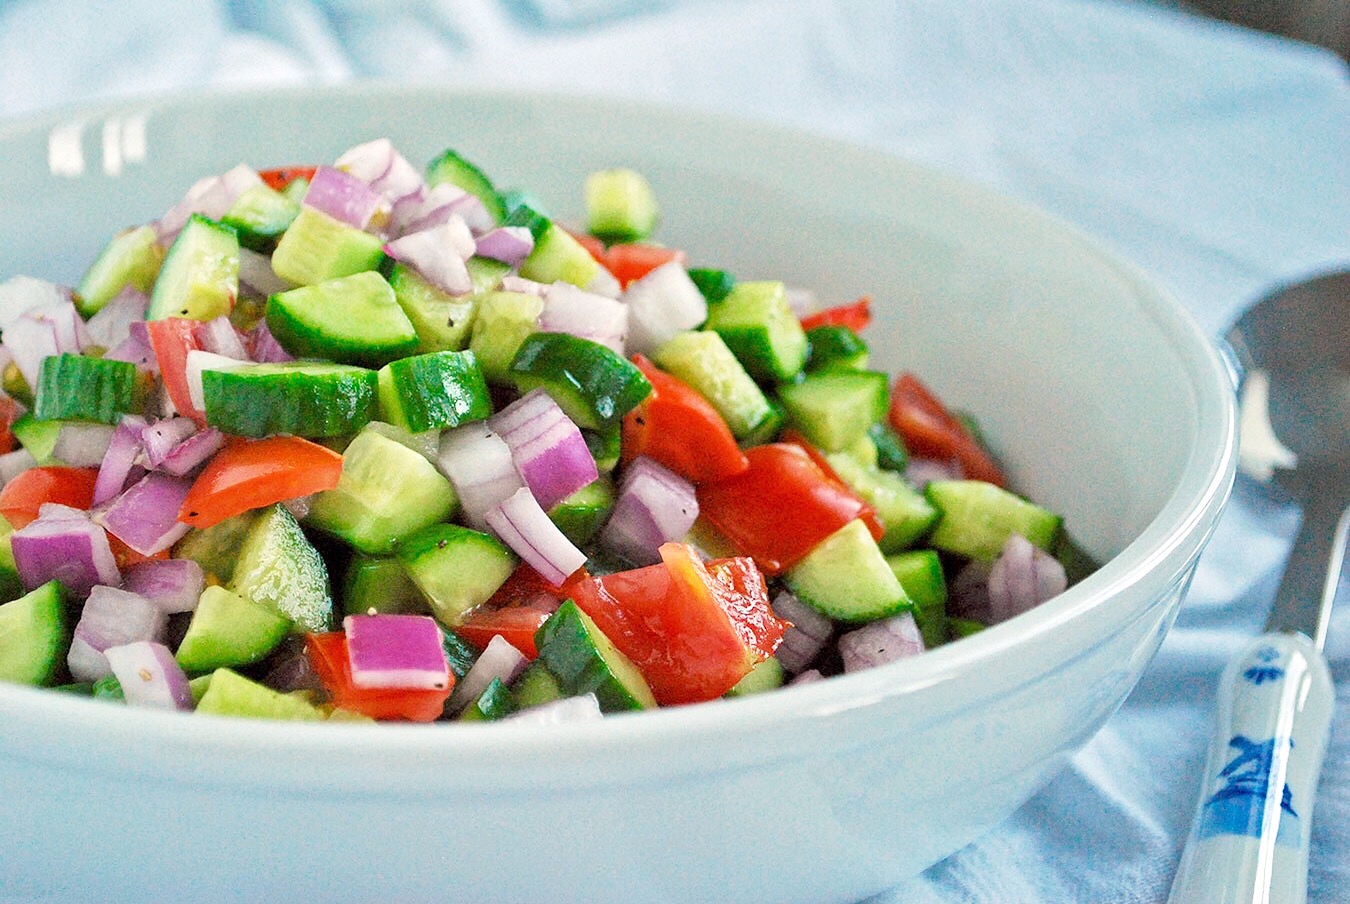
[2, 1, 1347, 901]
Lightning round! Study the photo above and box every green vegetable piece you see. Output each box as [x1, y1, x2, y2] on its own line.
[93, 673, 124, 701]
[195, 667, 326, 721]
[76, 225, 162, 316]
[868, 421, 909, 472]
[458, 676, 518, 722]
[10, 414, 61, 464]
[584, 168, 659, 243]
[146, 214, 240, 322]
[501, 201, 552, 242]
[173, 511, 258, 585]
[377, 350, 491, 433]
[270, 206, 386, 286]
[266, 271, 418, 368]
[222, 183, 302, 253]
[396, 523, 516, 625]
[653, 330, 774, 440]
[924, 480, 1063, 561]
[949, 618, 986, 639]
[805, 325, 869, 371]
[777, 368, 889, 453]
[231, 504, 333, 634]
[342, 554, 426, 617]
[548, 476, 615, 547]
[1054, 531, 1101, 586]
[425, 147, 506, 224]
[704, 280, 807, 382]
[724, 656, 785, 697]
[33, 354, 144, 425]
[176, 585, 291, 673]
[0, 517, 24, 604]
[387, 263, 479, 354]
[511, 660, 565, 710]
[519, 222, 603, 289]
[584, 424, 622, 474]
[202, 361, 378, 439]
[509, 332, 652, 430]
[469, 290, 545, 385]
[535, 600, 656, 712]
[439, 626, 478, 680]
[466, 256, 513, 295]
[686, 267, 735, 304]
[825, 451, 938, 552]
[0, 580, 67, 686]
[785, 519, 913, 623]
[886, 550, 948, 649]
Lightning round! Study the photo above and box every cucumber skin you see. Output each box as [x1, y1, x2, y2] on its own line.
[396, 523, 516, 626]
[785, 519, 913, 624]
[534, 600, 656, 712]
[33, 354, 144, 425]
[202, 363, 378, 439]
[230, 504, 333, 635]
[146, 214, 240, 322]
[509, 332, 652, 430]
[924, 480, 1062, 561]
[0, 581, 68, 686]
[265, 272, 419, 368]
[425, 148, 506, 223]
[377, 350, 492, 434]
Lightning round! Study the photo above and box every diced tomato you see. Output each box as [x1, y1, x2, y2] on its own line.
[570, 230, 608, 264]
[305, 631, 452, 722]
[580, 543, 785, 705]
[454, 563, 571, 658]
[0, 395, 21, 455]
[602, 243, 686, 287]
[108, 536, 171, 571]
[0, 466, 99, 529]
[621, 355, 748, 483]
[258, 166, 317, 192]
[779, 429, 886, 542]
[696, 443, 873, 575]
[145, 318, 204, 425]
[888, 372, 1007, 487]
[799, 295, 872, 333]
[178, 435, 343, 529]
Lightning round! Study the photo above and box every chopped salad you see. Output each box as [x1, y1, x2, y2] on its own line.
[0, 140, 1094, 723]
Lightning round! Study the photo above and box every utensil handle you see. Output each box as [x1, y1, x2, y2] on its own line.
[1167, 632, 1333, 904]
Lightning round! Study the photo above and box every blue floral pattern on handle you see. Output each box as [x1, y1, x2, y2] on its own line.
[1198, 734, 1299, 845]
[1242, 645, 1285, 685]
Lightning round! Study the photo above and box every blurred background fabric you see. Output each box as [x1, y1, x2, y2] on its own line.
[0, 1, 1346, 901]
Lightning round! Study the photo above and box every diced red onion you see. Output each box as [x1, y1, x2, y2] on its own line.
[103, 320, 157, 372]
[383, 218, 474, 295]
[621, 261, 709, 356]
[446, 634, 528, 716]
[104, 641, 193, 710]
[586, 267, 623, 299]
[948, 560, 994, 624]
[538, 282, 628, 355]
[246, 320, 295, 363]
[486, 486, 588, 586]
[93, 415, 148, 505]
[93, 472, 194, 556]
[986, 533, 1068, 624]
[194, 316, 249, 360]
[789, 668, 825, 685]
[0, 448, 36, 485]
[140, 417, 198, 468]
[52, 422, 116, 468]
[123, 558, 205, 615]
[499, 275, 549, 297]
[343, 614, 451, 690]
[475, 226, 534, 267]
[237, 247, 293, 297]
[185, 349, 244, 412]
[0, 276, 69, 330]
[156, 165, 260, 243]
[335, 138, 424, 205]
[905, 456, 964, 488]
[785, 287, 819, 318]
[36, 502, 89, 522]
[83, 286, 148, 350]
[219, 163, 265, 201]
[769, 589, 834, 675]
[400, 183, 493, 236]
[489, 389, 598, 511]
[437, 423, 524, 531]
[12, 510, 120, 596]
[282, 493, 315, 521]
[156, 427, 224, 478]
[598, 457, 699, 567]
[838, 613, 925, 673]
[303, 165, 390, 231]
[506, 693, 603, 723]
[261, 636, 326, 694]
[4, 299, 90, 388]
[67, 585, 165, 681]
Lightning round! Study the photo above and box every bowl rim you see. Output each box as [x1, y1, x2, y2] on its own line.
[0, 83, 1238, 784]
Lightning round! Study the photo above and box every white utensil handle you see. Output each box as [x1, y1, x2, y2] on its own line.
[1168, 632, 1334, 904]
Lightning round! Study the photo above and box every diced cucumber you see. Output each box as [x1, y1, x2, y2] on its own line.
[704, 280, 807, 382]
[869, 421, 909, 472]
[93, 673, 124, 701]
[341, 554, 426, 616]
[584, 168, 659, 243]
[10, 414, 62, 463]
[396, 523, 515, 625]
[886, 550, 948, 649]
[457, 675, 517, 722]
[549, 476, 614, 547]
[736, 397, 785, 448]
[949, 618, 986, 639]
[76, 225, 162, 316]
[202, 361, 378, 438]
[307, 426, 458, 555]
[195, 667, 326, 721]
[359, 419, 440, 462]
[146, 214, 240, 322]
[231, 504, 333, 634]
[466, 256, 513, 296]
[172, 511, 258, 584]
[724, 656, 784, 697]
[535, 600, 656, 712]
[825, 451, 938, 552]
[509, 332, 652, 430]
[805, 325, 869, 371]
[778, 369, 889, 452]
[519, 222, 603, 289]
[469, 290, 544, 384]
[377, 350, 491, 434]
[584, 424, 622, 474]
[653, 330, 773, 440]
[425, 148, 506, 223]
[501, 201, 551, 241]
[270, 206, 385, 286]
[511, 660, 565, 710]
[0, 580, 67, 686]
[266, 271, 418, 368]
[175, 585, 291, 673]
[440, 626, 478, 680]
[0, 518, 24, 604]
[785, 519, 913, 623]
[1054, 531, 1101, 586]
[924, 480, 1062, 561]
[33, 354, 145, 425]
[686, 267, 735, 304]
[222, 183, 301, 252]
[387, 263, 479, 353]
[3, 363, 33, 408]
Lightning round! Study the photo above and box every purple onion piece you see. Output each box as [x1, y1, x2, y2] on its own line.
[93, 472, 194, 556]
[0, 276, 69, 331]
[447, 634, 528, 716]
[986, 533, 1068, 623]
[437, 423, 524, 531]
[156, 427, 225, 478]
[303, 165, 389, 231]
[769, 589, 834, 674]
[948, 559, 994, 624]
[84, 286, 149, 350]
[538, 282, 628, 355]
[905, 456, 964, 488]
[621, 261, 707, 357]
[343, 614, 451, 691]
[838, 613, 926, 673]
[505, 693, 603, 724]
[598, 457, 699, 567]
[489, 389, 598, 511]
[140, 417, 198, 468]
[0, 449, 36, 485]
[383, 219, 474, 295]
[123, 558, 206, 615]
[334, 138, 423, 203]
[474, 226, 534, 267]
[68, 585, 166, 681]
[51, 422, 115, 469]
[3, 311, 60, 388]
[193, 315, 249, 360]
[104, 641, 193, 710]
[12, 511, 120, 597]
[247, 320, 295, 363]
[485, 487, 587, 587]
[93, 415, 149, 505]
[788, 668, 825, 685]
[237, 247, 292, 297]
[103, 320, 157, 372]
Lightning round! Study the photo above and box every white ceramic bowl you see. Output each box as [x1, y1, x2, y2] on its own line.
[0, 86, 1235, 904]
